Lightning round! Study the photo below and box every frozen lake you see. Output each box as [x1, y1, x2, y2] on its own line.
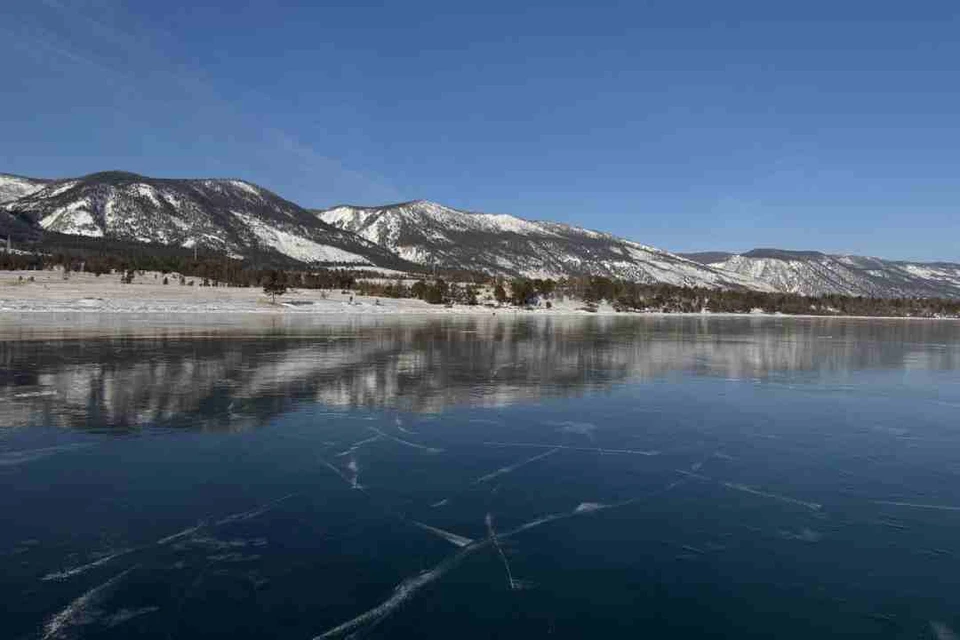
[2, 315, 960, 638]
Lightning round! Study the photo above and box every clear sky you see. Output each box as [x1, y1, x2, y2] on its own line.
[2, 0, 958, 261]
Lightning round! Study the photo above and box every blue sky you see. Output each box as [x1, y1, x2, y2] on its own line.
[2, 0, 958, 261]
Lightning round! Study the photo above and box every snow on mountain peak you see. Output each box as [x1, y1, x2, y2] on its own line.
[8, 170, 954, 299]
[1, 171, 412, 270]
[711, 250, 960, 298]
[315, 200, 766, 288]
[0, 174, 50, 204]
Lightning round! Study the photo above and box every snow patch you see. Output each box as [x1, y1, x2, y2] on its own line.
[0, 175, 46, 203]
[131, 183, 161, 207]
[230, 180, 261, 196]
[40, 201, 103, 237]
[232, 211, 369, 264]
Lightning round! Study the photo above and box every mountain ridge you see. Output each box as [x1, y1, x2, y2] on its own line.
[4, 170, 959, 299]
[683, 248, 960, 299]
[0, 173, 51, 205]
[315, 199, 767, 289]
[1, 171, 414, 270]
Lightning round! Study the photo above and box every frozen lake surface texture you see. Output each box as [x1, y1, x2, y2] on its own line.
[2, 314, 959, 639]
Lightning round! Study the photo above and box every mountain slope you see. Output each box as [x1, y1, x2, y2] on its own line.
[316, 200, 767, 289]
[0, 174, 50, 204]
[2, 171, 411, 269]
[7, 171, 956, 299]
[679, 251, 735, 265]
[690, 249, 960, 299]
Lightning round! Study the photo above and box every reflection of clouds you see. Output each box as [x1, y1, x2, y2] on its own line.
[1, 316, 958, 431]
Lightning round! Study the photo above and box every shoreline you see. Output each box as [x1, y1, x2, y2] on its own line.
[1, 270, 957, 321]
[2, 301, 957, 322]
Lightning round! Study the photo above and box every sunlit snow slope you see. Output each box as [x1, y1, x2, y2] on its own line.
[0, 174, 50, 204]
[685, 249, 960, 299]
[317, 200, 766, 288]
[6, 169, 957, 299]
[1, 171, 409, 268]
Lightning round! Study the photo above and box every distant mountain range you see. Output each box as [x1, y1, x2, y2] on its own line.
[681, 249, 960, 299]
[2, 171, 958, 299]
[315, 200, 761, 289]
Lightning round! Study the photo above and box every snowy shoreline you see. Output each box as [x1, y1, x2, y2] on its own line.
[0, 270, 957, 321]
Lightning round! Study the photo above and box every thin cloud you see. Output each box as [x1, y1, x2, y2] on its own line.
[1, 0, 402, 206]
[269, 130, 404, 205]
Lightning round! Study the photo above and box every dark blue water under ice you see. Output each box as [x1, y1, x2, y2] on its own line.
[2, 315, 959, 638]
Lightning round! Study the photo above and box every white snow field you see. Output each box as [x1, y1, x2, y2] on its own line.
[0, 269, 617, 316]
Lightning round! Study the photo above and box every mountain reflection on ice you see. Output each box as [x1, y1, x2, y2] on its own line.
[1, 314, 958, 431]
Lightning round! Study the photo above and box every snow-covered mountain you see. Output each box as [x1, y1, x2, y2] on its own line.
[6, 170, 957, 299]
[316, 200, 766, 289]
[1, 171, 411, 269]
[683, 249, 960, 299]
[0, 174, 49, 204]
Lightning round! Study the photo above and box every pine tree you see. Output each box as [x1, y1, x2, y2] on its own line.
[263, 270, 288, 303]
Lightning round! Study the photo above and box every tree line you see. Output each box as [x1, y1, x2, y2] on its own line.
[0, 249, 364, 291]
[3, 247, 958, 317]
[553, 276, 960, 317]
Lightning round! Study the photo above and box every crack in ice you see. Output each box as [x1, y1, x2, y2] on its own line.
[676, 470, 821, 512]
[370, 427, 443, 454]
[42, 566, 136, 640]
[0, 443, 95, 467]
[335, 434, 382, 458]
[214, 493, 297, 526]
[486, 513, 520, 590]
[320, 458, 365, 492]
[42, 548, 137, 582]
[473, 447, 560, 485]
[394, 417, 417, 435]
[310, 479, 685, 639]
[874, 500, 960, 513]
[484, 441, 659, 456]
[410, 521, 474, 548]
[157, 522, 207, 546]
